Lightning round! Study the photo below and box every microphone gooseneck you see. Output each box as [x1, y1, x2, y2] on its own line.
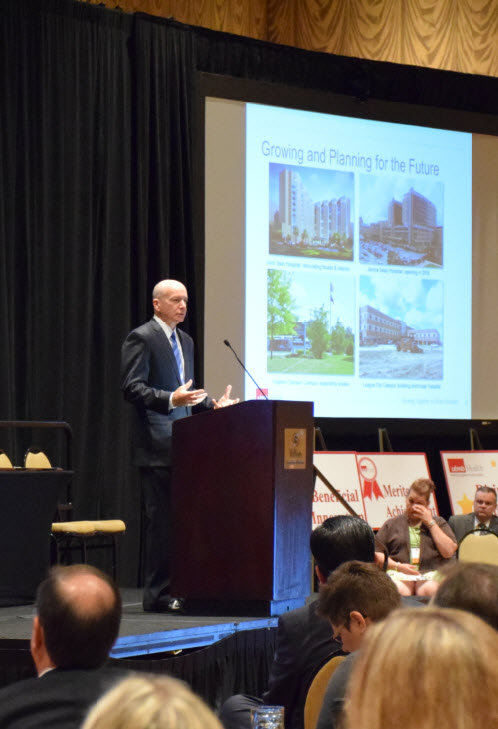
[223, 339, 268, 400]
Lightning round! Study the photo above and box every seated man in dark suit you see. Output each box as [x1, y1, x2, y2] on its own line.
[219, 516, 377, 729]
[0, 564, 124, 729]
[448, 486, 498, 542]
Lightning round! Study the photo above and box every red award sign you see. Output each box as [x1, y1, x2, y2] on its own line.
[358, 457, 383, 500]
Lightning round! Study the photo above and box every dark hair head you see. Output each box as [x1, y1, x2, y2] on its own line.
[310, 516, 375, 577]
[36, 564, 122, 669]
[432, 562, 498, 631]
[317, 560, 401, 626]
[475, 486, 497, 500]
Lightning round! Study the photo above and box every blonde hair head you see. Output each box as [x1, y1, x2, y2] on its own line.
[344, 607, 498, 729]
[82, 674, 224, 729]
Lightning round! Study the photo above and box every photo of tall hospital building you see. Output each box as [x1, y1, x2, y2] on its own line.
[278, 168, 352, 243]
[360, 184, 443, 266]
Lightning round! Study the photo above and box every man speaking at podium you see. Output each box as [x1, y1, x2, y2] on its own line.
[121, 279, 238, 613]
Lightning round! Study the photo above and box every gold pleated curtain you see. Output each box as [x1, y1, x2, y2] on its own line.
[81, 0, 498, 77]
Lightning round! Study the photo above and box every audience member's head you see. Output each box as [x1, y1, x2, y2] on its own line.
[310, 516, 375, 581]
[408, 476, 435, 501]
[81, 674, 224, 729]
[403, 477, 436, 527]
[473, 485, 497, 523]
[317, 561, 401, 652]
[432, 561, 498, 630]
[32, 564, 122, 673]
[344, 607, 498, 729]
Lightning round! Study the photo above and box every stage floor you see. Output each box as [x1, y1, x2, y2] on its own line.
[0, 589, 279, 658]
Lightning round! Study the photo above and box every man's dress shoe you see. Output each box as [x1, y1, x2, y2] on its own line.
[143, 597, 185, 614]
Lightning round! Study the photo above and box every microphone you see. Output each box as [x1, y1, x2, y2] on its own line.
[223, 339, 269, 400]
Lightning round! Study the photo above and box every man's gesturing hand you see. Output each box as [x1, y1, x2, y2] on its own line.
[172, 379, 208, 407]
[212, 384, 240, 409]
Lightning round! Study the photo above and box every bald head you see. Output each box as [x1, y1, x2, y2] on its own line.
[58, 569, 116, 619]
[152, 279, 188, 328]
[152, 279, 180, 299]
[35, 565, 121, 670]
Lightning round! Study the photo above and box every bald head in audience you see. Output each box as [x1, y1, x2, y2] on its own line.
[432, 561, 498, 630]
[32, 564, 122, 674]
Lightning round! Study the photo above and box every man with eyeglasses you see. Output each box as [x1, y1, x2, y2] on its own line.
[315, 561, 401, 729]
[219, 516, 378, 729]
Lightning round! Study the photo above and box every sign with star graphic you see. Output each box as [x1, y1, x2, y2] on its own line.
[441, 451, 498, 515]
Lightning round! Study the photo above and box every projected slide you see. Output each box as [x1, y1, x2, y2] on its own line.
[244, 103, 472, 418]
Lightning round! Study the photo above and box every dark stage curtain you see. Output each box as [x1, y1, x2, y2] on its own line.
[130, 14, 204, 348]
[110, 627, 277, 711]
[1, 0, 140, 581]
[2, 0, 498, 586]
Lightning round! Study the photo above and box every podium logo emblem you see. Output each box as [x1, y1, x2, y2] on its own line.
[284, 428, 306, 469]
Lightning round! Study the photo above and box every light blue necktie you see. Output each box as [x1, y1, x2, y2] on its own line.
[170, 329, 184, 384]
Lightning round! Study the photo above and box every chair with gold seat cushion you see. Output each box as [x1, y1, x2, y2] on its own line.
[304, 654, 346, 729]
[23, 447, 125, 578]
[24, 447, 73, 520]
[458, 528, 498, 566]
[0, 450, 14, 468]
[51, 519, 126, 579]
[24, 448, 52, 469]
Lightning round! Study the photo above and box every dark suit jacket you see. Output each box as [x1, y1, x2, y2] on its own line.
[448, 513, 498, 543]
[262, 601, 341, 729]
[0, 666, 125, 729]
[121, 318, 211, 466]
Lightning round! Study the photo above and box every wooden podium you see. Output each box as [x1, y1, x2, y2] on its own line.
[171, 400, 314, 615]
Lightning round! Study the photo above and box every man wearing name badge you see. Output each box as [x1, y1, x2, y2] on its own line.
[448, 486, 498, 542]
[121, 279, 238, 613]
